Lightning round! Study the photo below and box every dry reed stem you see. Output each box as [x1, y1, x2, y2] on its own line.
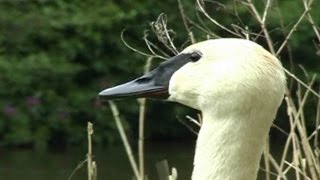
[295, 81, 319, 180]
[87, 122, 96, 180]
[67, 158, 87, 180]
[108, 101, 141, 180]
[186, 115, 201, 127]
[143, 32, 169, 59]
[262, 0, 272, 24]
[188, 18, 220, 38]
[138, 57, 153, 180]
[314, 91, 320, 147]
[92, 162, 97, 180]
[187, 17, 220, 38]
[276, 97, 294, 179]
[284, 69, 320, 98]
[267, 154, 287, 179]
[194, 9, 221, 38]
[276, 0, 314, 55]
[156, 160, 170, 180]
[196, 0, 241, 37]
[121, 30, 165, 60]
[169, 167, 178, 180]
[278, 75, 320, 180]
[284, 161, 312, 180]
[177, 117, 198, 135]
[245, 0, 275, 54]
[263, 139, 271, 180]
[151, 14, 179, 55]
[274, 1, 295, 73]
[302, 0, 320, 44]
[281, 97, 305, 180]
[177, 0, 195, 44]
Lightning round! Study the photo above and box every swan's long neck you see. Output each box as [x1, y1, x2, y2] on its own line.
[192, 107, 276, 180]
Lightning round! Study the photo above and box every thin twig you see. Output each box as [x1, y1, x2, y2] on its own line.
[108, 101, 141, 180]
[262, 0, 272, 24]
[87, 122, 93, 180]
[67, 158, 88, 180]
[283, 68, 320, 98]
[295, 82, 319, 180]
[284, 77, 320, 180]
[138, 57, 153, 180]
[302, 0, 320, 43]
[177, 117, 198, 135]
[284, 161, 312, 180]
[271, 124, 289, 136]
[314, 87, 320, 148]
[151, 14, 179, 55]
[143, 31, 168, 59]
[263, 139, 271, 180]
[177, 0, 195, 44]
[196, 0, 241, 37]
[276, 0, 314, 55]
[187, 17, 220, 38]
[274, 1, 295, 75]
[245, 0, 275, 54]
[121, 30, 162, 59]
[267, 153, 287, 180]
[186, 115, 201, 127]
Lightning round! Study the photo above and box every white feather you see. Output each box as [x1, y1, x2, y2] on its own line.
[168, 38, 286, 180]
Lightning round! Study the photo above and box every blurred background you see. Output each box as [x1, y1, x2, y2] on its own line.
[0, 0, 319, 180]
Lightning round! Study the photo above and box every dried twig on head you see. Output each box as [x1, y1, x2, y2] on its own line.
[150, 14, 179, 55]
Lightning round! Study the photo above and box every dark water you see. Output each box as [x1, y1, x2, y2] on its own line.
[0, 141, 194, 180]
[0, 141, 292, 180]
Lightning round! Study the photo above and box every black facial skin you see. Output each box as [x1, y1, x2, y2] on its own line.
[98, 52, 202, 100]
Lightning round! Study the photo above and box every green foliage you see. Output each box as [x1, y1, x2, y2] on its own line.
[0, 0, 141, 148]
[0, 0, 190, 149]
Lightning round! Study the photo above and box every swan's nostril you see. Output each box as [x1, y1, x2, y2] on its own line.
[136, 76, 152, 84]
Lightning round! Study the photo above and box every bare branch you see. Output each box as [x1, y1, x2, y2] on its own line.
[245, 0, 275, 54]
[108, 101, 141, 180]
[150, 14, 179, 55]
[186, 115, 201, 127]
[284, 68, 320, 98]
[121, 30, 162, 59]
[302, 0, 320, 43]
[177, 0, 196, 44]
[143, 31, 168, 59]
[187, 17, 220, 38]
[276, 0, 314, 55]
[177, 117, 199, 135]
[196, 0, 242, 37]
[262, 0, 272, 24]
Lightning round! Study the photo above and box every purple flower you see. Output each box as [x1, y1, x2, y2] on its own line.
[25, 96, 41, 107]
[3, 105, 17, 116]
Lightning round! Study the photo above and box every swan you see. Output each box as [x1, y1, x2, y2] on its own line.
[98, 38, 286, 180]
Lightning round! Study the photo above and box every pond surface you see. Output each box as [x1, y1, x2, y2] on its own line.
[0, 141, 194, 180]
[0, 141, 291, 180]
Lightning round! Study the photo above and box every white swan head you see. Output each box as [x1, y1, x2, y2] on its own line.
[169, 39, 286, 116]
[99, 38, 286, 180]
[99, 38, 286, 115]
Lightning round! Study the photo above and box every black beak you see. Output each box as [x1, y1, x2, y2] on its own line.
[98, 71, 169, 100]
[98, 53, 192, 100]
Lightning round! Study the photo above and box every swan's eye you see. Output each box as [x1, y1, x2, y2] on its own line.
[189, 51, 202, 62]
